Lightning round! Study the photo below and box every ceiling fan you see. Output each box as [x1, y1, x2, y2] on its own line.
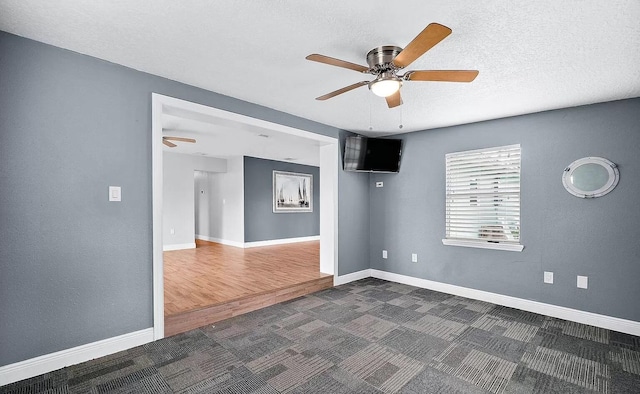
[306, 23, 478, 108]
[162, 136, 196, 148]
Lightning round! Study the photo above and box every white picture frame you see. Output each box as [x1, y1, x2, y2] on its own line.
[273, 171, 313, 213]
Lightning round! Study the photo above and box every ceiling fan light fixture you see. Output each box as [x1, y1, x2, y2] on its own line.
[369, 73, 402, 97]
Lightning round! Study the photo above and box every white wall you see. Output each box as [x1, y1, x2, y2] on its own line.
[195, 156, 244, 246]
[194, 171, 211, 241]
[163, 152, 226, 250]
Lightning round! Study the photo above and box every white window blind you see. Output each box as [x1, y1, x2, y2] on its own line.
[443, 144, 523, 251]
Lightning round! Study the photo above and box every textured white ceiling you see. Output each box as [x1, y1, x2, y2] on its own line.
[1, 0, 639, 136]
[161, 113, 322, 166]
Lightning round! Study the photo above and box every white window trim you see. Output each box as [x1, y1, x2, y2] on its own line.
[442, 238, 524, 252]
[442, 144, 524, 252]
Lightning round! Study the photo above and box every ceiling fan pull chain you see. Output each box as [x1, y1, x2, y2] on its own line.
[369, 93, 373, 131]
[399, 106, 403, 129]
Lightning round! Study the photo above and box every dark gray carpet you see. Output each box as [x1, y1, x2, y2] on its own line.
[2, 278, 639, 393]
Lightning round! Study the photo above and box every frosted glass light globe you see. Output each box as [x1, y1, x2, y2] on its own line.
[369, 77, 402, 97]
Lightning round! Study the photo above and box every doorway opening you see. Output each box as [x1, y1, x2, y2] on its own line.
[152, 94, 339, 339]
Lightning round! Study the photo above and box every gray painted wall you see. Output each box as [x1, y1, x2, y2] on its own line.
[0, 31, 368, 367]
[338, 131, 371, 275]
[243, 156, 320, 242]
[369, 98, 640, 322]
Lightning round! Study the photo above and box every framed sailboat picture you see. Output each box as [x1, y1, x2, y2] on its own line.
[273, 171, 313, 213]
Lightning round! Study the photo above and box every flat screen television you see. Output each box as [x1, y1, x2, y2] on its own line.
[343, 136, 403, 173]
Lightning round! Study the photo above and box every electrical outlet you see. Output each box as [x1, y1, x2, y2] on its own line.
[411, 253, 418, 263]
[577, 275, 588, 289]
[376, 181, 384, 188]
[544, 271, 554, 284]
[170, 228, 175, 235]
[382, 250, 388, 259]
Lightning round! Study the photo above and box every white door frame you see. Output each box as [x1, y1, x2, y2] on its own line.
[151, 93, 339, 340]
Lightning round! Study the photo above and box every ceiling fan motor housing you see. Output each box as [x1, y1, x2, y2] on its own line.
[366, 46, 403, 71]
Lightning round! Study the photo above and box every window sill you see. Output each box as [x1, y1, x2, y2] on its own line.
[442, 239, 524, 252]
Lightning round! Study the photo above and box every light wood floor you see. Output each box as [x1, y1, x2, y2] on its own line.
[164, 240, 329, 316]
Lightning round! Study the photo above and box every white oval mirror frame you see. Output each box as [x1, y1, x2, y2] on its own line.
[562, 157, 619, 198]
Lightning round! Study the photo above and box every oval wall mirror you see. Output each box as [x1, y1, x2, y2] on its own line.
[562, 157, 619, 198]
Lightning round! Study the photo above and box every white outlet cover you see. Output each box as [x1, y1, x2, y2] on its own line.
[411, 253, 418, 263]
[376, 182, 383, 188]
[544, 271, 554, 284]
[577, 275, 588, 289]
[382, 250, 388, 259]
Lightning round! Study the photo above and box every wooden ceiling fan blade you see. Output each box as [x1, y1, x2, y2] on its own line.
[316, 81, 369, 100]
[306, 54, 369, 73]
[163, 136, 196, 143]
[162, 139, 177, 148]
[385, 91, 403, 108]
[406, 70, 479, 82]
[392, 23, 452, 68]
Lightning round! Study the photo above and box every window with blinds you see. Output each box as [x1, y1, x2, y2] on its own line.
[443, 144, 523, 251]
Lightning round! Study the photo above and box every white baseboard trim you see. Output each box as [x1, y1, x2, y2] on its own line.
[370, 269, 640, 337]
[0, 328, 154, 386]
[334, 269, 372, 286]
[163, 242, 196, 251]
[244, 235, 320, 248]
[195, 235, 244, 248]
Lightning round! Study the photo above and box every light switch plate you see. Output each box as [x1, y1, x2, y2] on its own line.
[382, 250, 388, 259]
[411, 253, 418, 263]
[544, 271, 554, 284]
[109, 186, 121, 202]
[577, 275, 588, 289]
[376, 181, 384, 188]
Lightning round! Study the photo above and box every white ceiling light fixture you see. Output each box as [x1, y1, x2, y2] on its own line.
[369, 72, 402, 97]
